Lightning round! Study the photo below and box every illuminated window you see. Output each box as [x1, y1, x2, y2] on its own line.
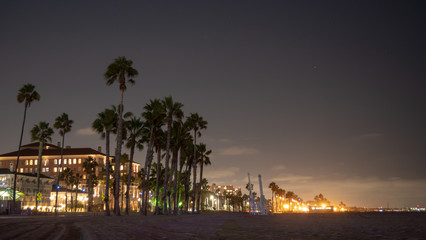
[30, 160, 33, 165]
[54, 159, 57, 165]
[120, 165, 123, 170]
[78, 159, 82, 164]
[34, 160, 37, 165]
[25, 160, 28, 165]
[44, 159, 49, 166]
[83, 175, 86, 179]
[46, 168, 49, 172]
[73, 159, 77, 164]
[64, 159, 67, 164]
[60, 168, 62, 172]
[54, 167, 57, 172]
[42, 168, 45, 172]
[20, 168, 23, 173]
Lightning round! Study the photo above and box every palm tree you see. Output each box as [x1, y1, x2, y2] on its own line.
[161, 96, 184, 215]
[30, 121, 54, 214]
[73, 173, 82, 212]
[186, 113, 207, 213]
[53, 113, 73, 215]
[268, 182, 278, 213]
[104, 56, 138, 216]
[124, 116, 145, 215]
[141, 99, 165, 215]
[196, 143, 211, 213]
[153, 129, 165, 215]
[60, 167, 74, 212]
[82, 157, 98, 212]
[170, 120, 191, 214]
[12, 83, 40, 215]
[92, 108, 117, 216]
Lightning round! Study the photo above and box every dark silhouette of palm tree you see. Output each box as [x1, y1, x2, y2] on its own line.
[53, 113, 73, 215]
[196, 143, 211, 213]
[60, 167, 74, 212]
[30, 121, 54, 214]
[92, 108, 118, 216]
[82, 157, 98, 212]
[12, 84, 40, 215]
[161, 96, 184, 215]
[141, 99, 165, 215]
[104, 56, 138, 216]
[186, 113, 207, 213]
[124, 116, 145, 215]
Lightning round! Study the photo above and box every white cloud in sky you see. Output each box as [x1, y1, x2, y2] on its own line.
[75, 127, 96, 136]
[219, 146, 259, 156]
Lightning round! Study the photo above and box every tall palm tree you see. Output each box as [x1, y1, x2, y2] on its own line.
[12, 83, 40, 215]
[124, 116, 145, 215]
[104, 56, 139, 216]
[153, 129, 165, 215]
[196, 143, 211, 213]
[92, 108, 118, 216]
[141, 99, 165, 215]
[82, 157, 98, 212]
[186, 113, 207, 213]
[169, 120, 190, 214]
[60, 167, 74, 212]
[53, 113, 73, 215]
[30, 121, 54, 214]
[73, 173, 82, 212]
[161, 96, 184, 215]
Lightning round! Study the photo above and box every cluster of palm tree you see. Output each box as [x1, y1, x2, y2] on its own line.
[92, 56, 211, 216]
[268, 182, 301, 212]
[92, 97, 211, 216]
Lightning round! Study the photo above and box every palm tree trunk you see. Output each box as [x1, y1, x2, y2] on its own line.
[88, 176, 93, 212]
[75, 185, 78, 212]
[65, 186, 68, 212]
[104, 131, 111, 216]
[35, 142, 43, 215]
[162, 118, 172, 215]
[114, 90, 124, 216]
[126, 142, 135, 215]
[184, 163, 192, 213]
[142, 126, 154, 215]
[191, 130, 197, 213]
[173, 151, 181, 214]
[168, 149, 177, 214]
[197, 160, 204, 212]
[55, 134, 65, 215]
[12, 104, 28, 215]
[154, 148, 161, 214]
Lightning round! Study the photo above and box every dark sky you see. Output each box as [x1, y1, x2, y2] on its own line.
[1, 1, 425, 208]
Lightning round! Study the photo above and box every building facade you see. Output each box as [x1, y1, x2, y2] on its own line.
[0, 142, 141, 212]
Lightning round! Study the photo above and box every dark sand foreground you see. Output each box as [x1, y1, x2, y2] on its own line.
[0, 212, 425, 240]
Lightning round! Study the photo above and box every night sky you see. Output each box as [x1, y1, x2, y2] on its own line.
[1, 1, 425, 208]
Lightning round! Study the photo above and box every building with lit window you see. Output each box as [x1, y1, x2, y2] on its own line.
[0, 168, 55, 213]
[0, 142, 141, 212]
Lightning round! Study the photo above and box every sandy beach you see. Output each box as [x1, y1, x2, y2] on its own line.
[0, 212, 425, 240]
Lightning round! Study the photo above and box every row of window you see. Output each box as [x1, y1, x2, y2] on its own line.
[24, 158, 83, 166]
[19, 166, 83, 173]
